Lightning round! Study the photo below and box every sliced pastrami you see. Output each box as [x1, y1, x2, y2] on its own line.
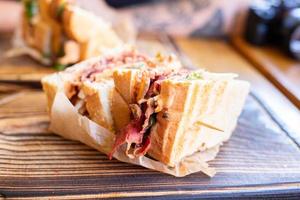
[108, 117, 144, 159]
[109, 74, 166, 159]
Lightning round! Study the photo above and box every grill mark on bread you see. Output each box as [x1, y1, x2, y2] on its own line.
[209, 81, 228, 116]
[182, 83, 205, 157]
[199, 82, 212, 118]
[175, 82, 199, 162]
[156, 82, 190, 166]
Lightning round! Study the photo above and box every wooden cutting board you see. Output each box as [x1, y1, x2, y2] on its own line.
[0, 36, 300, 199]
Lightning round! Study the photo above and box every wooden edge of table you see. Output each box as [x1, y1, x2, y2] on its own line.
[231, 37, 300, 109]
[5, 182, 300, 200]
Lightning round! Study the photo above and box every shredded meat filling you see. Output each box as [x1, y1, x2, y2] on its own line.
[109, 74, 167, 159]
[68, 50, 149, 103]
[80, 51, 148, 83]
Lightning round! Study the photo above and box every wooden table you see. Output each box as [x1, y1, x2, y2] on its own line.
[232, 37, 300, 109]
[0, 34, 300, 199]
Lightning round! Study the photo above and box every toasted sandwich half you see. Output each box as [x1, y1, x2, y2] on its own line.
[109, 68, 250, 167]
[19, 0, 123, 67]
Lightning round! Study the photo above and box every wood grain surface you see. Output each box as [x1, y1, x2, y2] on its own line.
[0, 89, 300, 199]
[0, 36, 300, 199]
[0, 34, 55, 83]
[232, 37, 300, 109]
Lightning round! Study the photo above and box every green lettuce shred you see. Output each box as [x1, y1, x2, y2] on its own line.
[186, 71, 203, 80]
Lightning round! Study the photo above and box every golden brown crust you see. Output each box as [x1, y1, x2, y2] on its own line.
[21, 12, 35, 46]
[57, 40, 80, 65]
[41, 74, 60, 112]
[113, 70, 136, 104]
[49, 0, 73, 19]
[79, 39, 102, 60]
[41, 70, 78, 112]
[148, 81, 191, 167]
[111, 88, 130, 131]
[113, 69, 153, 105]
[82, 79, 116, 129]
[62, 6, 102, 43]
[31, 20, 51, 54]
[85, 92, 113, 131]
[63, 6, 122, 60]
[38, 0, 62, 55]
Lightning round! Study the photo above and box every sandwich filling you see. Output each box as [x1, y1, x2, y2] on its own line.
[67, 50, 148, 97]
[67, 50, 150, 114]
[107, 69, 233, 151]
[109, 69, 194, 159]
[108, 73, 166, 159]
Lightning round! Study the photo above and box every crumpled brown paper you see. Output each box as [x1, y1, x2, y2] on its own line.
[48, 89, 219, 177]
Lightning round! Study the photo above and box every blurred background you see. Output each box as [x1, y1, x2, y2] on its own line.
[0, 0, 249, 37]
[2, 0, 300, 58]
[0, 0, 299, 108]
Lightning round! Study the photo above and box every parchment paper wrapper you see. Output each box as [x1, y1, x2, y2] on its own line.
[48, 88, 219, 177]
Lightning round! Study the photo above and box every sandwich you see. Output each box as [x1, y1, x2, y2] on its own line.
[42, 47, 182, 132]
[42, 49, 250, 175]
[109, 68, 250, 167]
[15, 0, 123, 69]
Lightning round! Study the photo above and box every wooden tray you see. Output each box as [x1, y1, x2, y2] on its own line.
[1, 37, 300, 199]
[1, 90, 300, 199]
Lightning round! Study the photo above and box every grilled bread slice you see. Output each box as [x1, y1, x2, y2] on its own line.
[148, 73, 250, 166]
[38, 0, 63, 55]
[81, 80, 115, 131]
[62, 5, 122, 47]
[111, 69, 250, 167]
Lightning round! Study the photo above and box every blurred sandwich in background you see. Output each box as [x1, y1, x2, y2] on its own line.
[13, 0, 126, 69]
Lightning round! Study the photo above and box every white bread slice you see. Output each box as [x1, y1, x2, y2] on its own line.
[111, 88, 131, 131]
[21, 12, 35, 47]
[148, 72, 250, 167]
[38, 0, 63, 55]
[113, 68, 143, 104]
[81, 80, 115, 131]
[62, 6, 122, 44]
[32, 18, 52, 56]
[42, 73, 65, 112]
[41, 55, 104, 111]
[42, 64, 115, 131]
[21, 2, 53, 54]
[57, 40, 80, 65]
[62, 5, 123, 60]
